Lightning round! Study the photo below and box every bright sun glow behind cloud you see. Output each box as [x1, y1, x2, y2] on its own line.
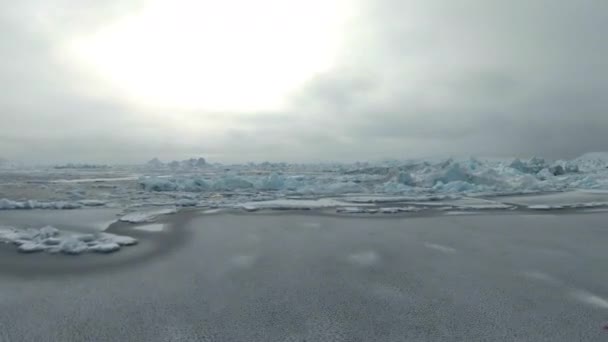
[66, 0, 350, 112]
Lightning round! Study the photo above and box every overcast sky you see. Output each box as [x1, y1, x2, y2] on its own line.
[1, 0, 607, 164]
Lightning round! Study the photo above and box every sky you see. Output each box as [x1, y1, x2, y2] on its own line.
[1, 0, 607, 164]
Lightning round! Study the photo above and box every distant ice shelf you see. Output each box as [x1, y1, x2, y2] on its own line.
[1, 154, 608, 212]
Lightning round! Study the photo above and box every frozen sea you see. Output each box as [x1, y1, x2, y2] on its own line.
[1, 210, 608, 341]
[2, 155, 608, 340]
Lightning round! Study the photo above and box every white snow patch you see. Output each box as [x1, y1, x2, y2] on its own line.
[527, 202, 608, 210]
[51, 176, 139, 183]
[57, 237, 89, 255]
[343, 195, 452, 203]
[501, 190, 608, 208]
[572, 290, 608, 309]
[133, 224, 165, 232]
[241, 199, 364, 211]
[94, 220, 117, 231]
[0, 226, 137, 255]
[443, 211, 482, 216]
[120, 208, 177, 223]
[528, 204, 562, 210]
[583, 208, 608, 213]
[336, 206, 420, 214]
[300, 222, 322, 228]
[348, 251, 379, 267]
[520, 271, 561, 285]
[336, 207, 367, 214]
[435, 197, 513, 210]
[424, 243, 457, 254]
[454, 204, 514, 210]
[18, 242, 47, 253]
[379, 206, 421, 213]
[88, 242, 121, 253]
[0, 199, 82, 210]
[202, 208, 222, 214]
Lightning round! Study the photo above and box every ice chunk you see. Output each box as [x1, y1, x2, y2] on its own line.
[212, 176, 254, 191]
[575, 152, 608, 171]
[0, 199, 82, 210]
[0, 199, 20, 209]
[258, 173, 285, 190]
[4, 155, 608, 210]
[60, 237, 89, 255]
[141, 174, 263, 192]
[50, 201, 82, 210]
[180, 158, 206, 169]
[509, 157, 548, 174]
[564, 162, 580, 173]
[0, 225, 137, 254]
[242, 199, 365, 210]
[0, 227, 23, 242]
[139, 176, 209, 192]
[133, 224, 164, 232]
[77, 234, 96, 242]
[18, 242, 46, 253]
[548, 164, 565, 176]
[146, 157, 164, 169]
[138, 177, 178, 191]
[202, 208, 222, 214]
[454, 204, 513, 210]
[396, 172, 414, 185]
[528, 204, 561, 210]
[178, 178, 210, 192]
[43, 237, 62, 246]
[527, 157, 549, 173]
[97, 233, 138, 246]
[536, 168, 555, 181]
[377, 207, 421, 213]
[431, 162, 471, 184]
[323, 181, 365, 194]
[79, 200, 106, 207]
[89, 242, 121, 253]
[336, 207, 367, 214]
[120, 208, 177, 223]
[39, 226, 60, 239]
[175, 198, 198, 207]
[433, 181, 484, 193]
[509, 159, 527, 173]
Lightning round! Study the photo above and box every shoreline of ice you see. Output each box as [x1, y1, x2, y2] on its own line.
[1, 154, 608, 215]
[0, 225, 137, 255]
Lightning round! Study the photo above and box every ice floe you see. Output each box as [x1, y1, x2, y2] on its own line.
[0, 225, 137, 254]
[119, 208, 177, 223]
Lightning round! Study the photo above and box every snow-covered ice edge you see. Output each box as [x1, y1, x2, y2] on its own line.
[2, 154, 608, 213]
[119, 208, 177, 223]
[0, 226, 137, 254]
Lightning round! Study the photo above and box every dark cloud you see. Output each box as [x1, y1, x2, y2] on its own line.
[276, 0, 608, 160]
[1, 0, 607, 163]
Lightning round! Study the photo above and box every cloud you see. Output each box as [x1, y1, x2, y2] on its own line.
[275, 0, 608, 160]
[0, 0, 607, 163]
